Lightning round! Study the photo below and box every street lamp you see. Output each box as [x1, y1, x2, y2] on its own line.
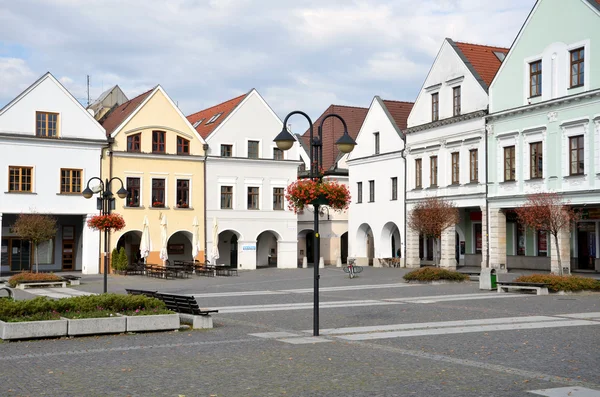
[82, 177, 128, 293]
[274, 110, 357, 336]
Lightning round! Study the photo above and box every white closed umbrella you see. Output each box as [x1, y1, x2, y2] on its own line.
[159, 214, 168, 264]
[192, 216, 200, 260]
[211, 217, 219, 265]
[140, 216, 152, 263]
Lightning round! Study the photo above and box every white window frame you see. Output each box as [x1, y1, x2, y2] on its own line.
[566, 39, 590, 91]
[246, 138, 262, 159]
[271, 145, 285, 160]
[270, 179, 287, 211]
[522, 127, 546, 182]
[495, 132, 519, 183]
[149, 172, 168, 208]
[560, 119, 589, 179]
[217, 177, 237, 210]
[245, 178, 263, 210]
[219, 142, 235, 157]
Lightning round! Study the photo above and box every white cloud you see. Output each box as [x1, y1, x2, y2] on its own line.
[0, 58, 35, 98]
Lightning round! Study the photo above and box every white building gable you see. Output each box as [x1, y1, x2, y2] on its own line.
[0, 73, 106, 140]
[407, 39, 490, 129]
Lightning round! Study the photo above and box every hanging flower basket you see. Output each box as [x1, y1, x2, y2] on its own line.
[285, 178, 351, 214]
[87, 213, 126, 231]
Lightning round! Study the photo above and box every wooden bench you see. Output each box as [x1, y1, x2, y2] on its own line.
[156, 293, 218, 316]
[61, 275, 81, 285]
[497, 281, 549, 295]
[125, 288, 158, 298]
[215, 266, 238, 276]
[16, 280, 67, 290]
[194, 264, 215, 277]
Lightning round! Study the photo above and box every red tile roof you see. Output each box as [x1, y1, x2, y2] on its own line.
[381, 100, 414, 131]
[453, 41, 509, 89]
[300, 105, 368, 171]
[100, 88, 155, 136]
[186, 93, 248, 139]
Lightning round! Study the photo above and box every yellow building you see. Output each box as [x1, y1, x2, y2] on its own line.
[97, 85, 206, 269]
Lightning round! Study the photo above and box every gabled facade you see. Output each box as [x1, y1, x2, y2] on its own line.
[0, 73, 107, 274]
[487, 0, 600, 273]
[347, 97, 413, 267]
[187, 89, 300, 269]
[405, 39, 508, 268]
[297, 105, 368, 267]
[87, 85, 128, 121]
[100, 85, 206, 270]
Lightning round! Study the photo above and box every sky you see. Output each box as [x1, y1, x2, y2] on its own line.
[0, 0, 534, 128]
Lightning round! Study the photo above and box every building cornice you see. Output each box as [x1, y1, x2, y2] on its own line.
[405, 110, 487, 134]
[487, 88, 600, 121]
[206, 155, 302, 165]
[113, 151, 205, 161]
[346, 150, 404, 165]
[0, 132, 108, 147]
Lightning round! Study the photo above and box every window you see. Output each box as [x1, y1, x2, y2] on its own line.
[273, 187, 284, 210]
[431, 93, 439, 121]
[248, 141, 259, 159]
[391, 177, 398, 201]
[504, 146, 516, 181]
[8, 166, 32, 192]
[220, 186, 233, 209]
[126, 177, 140, 207]
[152, 131, 166, 153]
[530, 60, 542, 97]
[273, 148, 284, 160]
[374, 132, 380, 155]
[469, 149, 478, 183]
[516, 222, 525, 256]
[206, 112, 223, 124]
[530, 142, 543, 179]
[151, 179, 165, 207]
[451, 152, 460, 185]
[415, 159, 422, 188]
[537, 230, 548, 257]
[127, 133, 141, 152]
[192, 120, 203, 128]
[247, 187, 259, 209]
[176, 179, 189, 208]
[570, 48, 584, 88]
[474, 223, 482, 254]
[369, 180, 375, 202]
[453, 86, 461, 116]
[36, 112, 58, 138]
[60, 169, 82, 193]
[221, 144, 233, 157]
[177, 137, 190, 155]
[569, 135, 584, 175]
[357, 182, 363, 203]
[430, 156, 438, 187]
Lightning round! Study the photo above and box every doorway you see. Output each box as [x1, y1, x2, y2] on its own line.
[230, 234, 238, 267]
[340, 232, 348, 264]
[61, 225, 76, 271]
[5, 238, 32, 271]
[577, 223, 596, 270]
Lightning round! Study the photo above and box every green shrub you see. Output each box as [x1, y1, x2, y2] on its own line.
[118, 247, 128, 271]
[0, 294, 171, 322]
[515, 274, 600, 292]
[403, 267, 469, 282]
[7, 272, 62, 288]
[111, 248, 119, 271]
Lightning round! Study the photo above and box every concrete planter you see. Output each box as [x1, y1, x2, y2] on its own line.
[65, 316, 126, 336]
[406, 280, 469, 285]
[126, 313, 180, 332]
[0, 319, 68, 340]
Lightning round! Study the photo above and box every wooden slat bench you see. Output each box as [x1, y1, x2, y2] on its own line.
[156, 293, 218, 316]
[125, 288, 158, 298]
[497, 281, 549, 295]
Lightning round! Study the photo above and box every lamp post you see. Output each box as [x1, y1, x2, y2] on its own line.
[274, 111, 357, 336]
[82, 177, 128, 293]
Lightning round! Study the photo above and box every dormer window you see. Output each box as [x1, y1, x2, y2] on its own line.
[529, 61, 542, 98]
[431, 93, 439, 121]
[36, 112, 58, 138]
[206, 113, 223, 124]
[570, 48, 584, 88]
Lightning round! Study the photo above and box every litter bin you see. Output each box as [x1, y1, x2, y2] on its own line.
[490, 269, 497, 289]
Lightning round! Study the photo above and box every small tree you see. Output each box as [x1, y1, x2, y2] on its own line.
[515, 192, 578, 275]
[408, 197, 459, 266]
[12, 213, 57, 273]
[111, 248, 119, 272]
[118, 247, 128, 272]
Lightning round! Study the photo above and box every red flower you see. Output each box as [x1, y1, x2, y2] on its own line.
[285, 178, 351, 214]
[87, 213, 126, 231]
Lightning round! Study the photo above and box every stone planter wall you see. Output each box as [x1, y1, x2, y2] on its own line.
[64, 316, 126, 336]
[126, 313, 180, 332]
[0, 319, 68, 340]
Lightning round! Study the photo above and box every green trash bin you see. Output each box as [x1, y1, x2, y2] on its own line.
[490, 269, 497, 289]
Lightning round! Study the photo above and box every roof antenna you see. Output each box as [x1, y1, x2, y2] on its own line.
[86, 75, 90, 106]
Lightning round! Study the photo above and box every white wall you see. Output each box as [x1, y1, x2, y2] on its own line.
[407, 40, 489, 128]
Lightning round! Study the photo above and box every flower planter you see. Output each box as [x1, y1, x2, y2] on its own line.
[64, 316, 126, 336]
[125, 313, 180, 332]
[0, 319, 68, 340]
[311, 194, 330, 206]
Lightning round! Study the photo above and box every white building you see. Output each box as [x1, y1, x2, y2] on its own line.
[347, 97, 413, 267]
[296, 104, 368, 267]
[187, 89, 300, 270]
[404, 39, 508, 268]
[0, 73, 107, 274]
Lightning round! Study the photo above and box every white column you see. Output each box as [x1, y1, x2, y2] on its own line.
[405, 227, 420, 268]
[81, 214, 101, 275]
[480, 205, 488, 268]
[277, 240, 297, 269]
[550, 228, 571, 274]
[238, 240, 257, 270]
[489, 208, 507, 272]
[440, 225, 457, 269]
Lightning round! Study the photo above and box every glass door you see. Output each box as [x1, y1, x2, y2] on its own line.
[10, 239, 31, 271]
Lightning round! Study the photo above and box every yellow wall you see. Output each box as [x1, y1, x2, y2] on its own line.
[100, 88, 206, 266]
